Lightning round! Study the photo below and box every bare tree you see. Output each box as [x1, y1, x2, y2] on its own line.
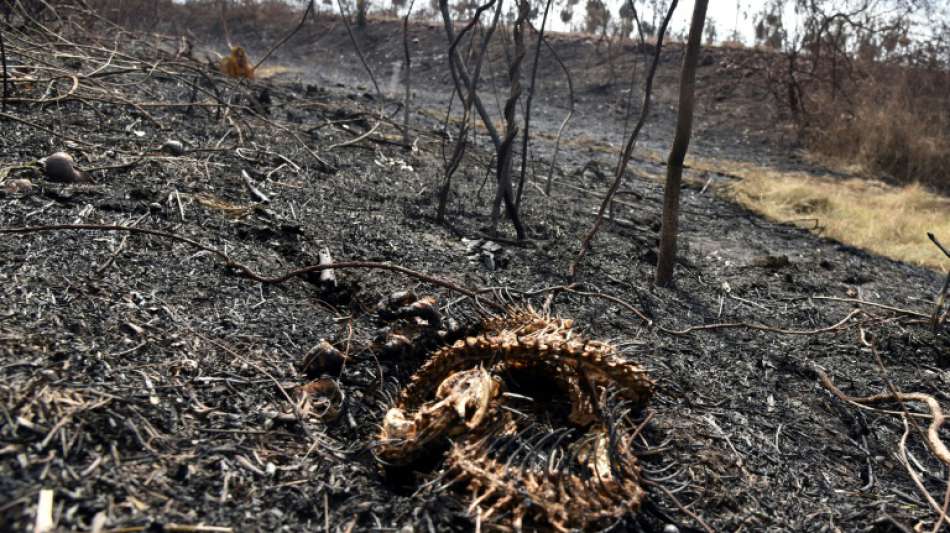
[437, 0, 526, 239]
[654, 0, 707, 286]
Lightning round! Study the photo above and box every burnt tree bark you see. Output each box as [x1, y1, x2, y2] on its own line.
[654, 0, 708, 287]
[436, 0, 501, 222]
[490, 0, 528, 240]
[514, 0, 554, 209]
[0, 21, 8, 112]
[402, 0, 416, 146]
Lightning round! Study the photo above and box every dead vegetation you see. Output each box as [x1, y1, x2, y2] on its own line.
[805, 65, 950, 192]
[748, 0, 950, 192]
[691, 157, 950, 271]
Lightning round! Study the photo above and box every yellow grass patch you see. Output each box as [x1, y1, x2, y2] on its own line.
[690, 157, 950, 271]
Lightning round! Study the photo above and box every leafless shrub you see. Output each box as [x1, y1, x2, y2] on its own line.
[752, 0, 950, 190]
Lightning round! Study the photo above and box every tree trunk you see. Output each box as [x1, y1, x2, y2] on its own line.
[491, 0, 528, 240]
[654, 0, 708, 287]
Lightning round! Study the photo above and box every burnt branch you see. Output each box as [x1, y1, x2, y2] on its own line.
[253, 0, 315, 71]
[0, 20, 8, 112]
[401, 0, 416, 146]
[438, 0, 501, 148]
[0, 223, 501, 310]
[540, 33, 574, 197]
[489, 0, 528, 240]
[514, 0, 554, 209]
[437, 0, 501, 222]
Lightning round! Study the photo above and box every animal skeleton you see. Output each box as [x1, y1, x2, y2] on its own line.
[376, 307, 654, 531]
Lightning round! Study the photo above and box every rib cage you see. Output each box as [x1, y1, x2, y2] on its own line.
[376, 307, 655, 531]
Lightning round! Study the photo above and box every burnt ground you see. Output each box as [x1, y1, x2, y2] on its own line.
[1, 8, 949, 533]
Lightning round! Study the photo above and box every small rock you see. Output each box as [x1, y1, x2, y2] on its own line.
[482, 240, 503, 253]
[380, 332, 412, 359]
[3, 178, 33, 194]
[160, 140, 186, 156]
[300, 340, 345, 378]
[41, 151, 84, 183]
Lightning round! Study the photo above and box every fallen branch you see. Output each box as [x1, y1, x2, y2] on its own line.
[814, 365, 949, 465]
[810, 296, 930, 318]
[327, 120, 380, 150]
[898, 416, 950, 528]
[0, 223, 499, 310]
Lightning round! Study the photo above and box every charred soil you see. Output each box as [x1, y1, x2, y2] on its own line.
[1, 9, 948, 533]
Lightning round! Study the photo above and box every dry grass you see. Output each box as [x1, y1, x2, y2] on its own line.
[690, 157, 950, 271]
[804, 64, 950, 193]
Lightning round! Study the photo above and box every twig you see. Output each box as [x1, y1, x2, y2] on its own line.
[327, 120, 380, 150]
[932, 476, 950, 533]
[898, 416, 950, 527]
[219, 0, 233, 49]
[472, 282, 651, 325]
[0, 110, 97, 147]
[860, 329, 950, 529]
[929, 233, 950, 259]
[514, 0, 554, 209]
[335, 0, 382, 100]
[0, 223, 500, 310]
[814, 364, 949, 465]
[253, 0, 315, 71]
[810, 296, 929, 318]
[928, 233, 950, 330]
[190, 329, 314, 440]
[644, 480, 715, 533]
[438, 0, 501, 147]
[241, 169, 270, 203]
[540, 33, 574, 196]
[564, 287, 653, 325]
[102, 525, 232, 533]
